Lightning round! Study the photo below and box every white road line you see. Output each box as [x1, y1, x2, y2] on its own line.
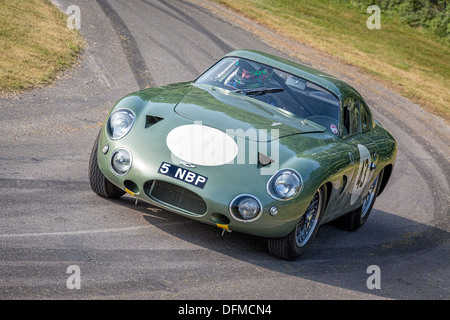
[0, 226, 151, 238]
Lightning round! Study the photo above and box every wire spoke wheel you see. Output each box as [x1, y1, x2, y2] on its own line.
[268, 186, 326, 260]
[361, 175, 379, 218]
[332, 170, 384, 231]
[295, 189, 322, 247]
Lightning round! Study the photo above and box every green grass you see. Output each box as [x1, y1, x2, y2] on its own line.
[214, 0, 450, 122]
[0, 0, 84, 93]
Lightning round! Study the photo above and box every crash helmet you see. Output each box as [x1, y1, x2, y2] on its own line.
[233, 59, 272, 89]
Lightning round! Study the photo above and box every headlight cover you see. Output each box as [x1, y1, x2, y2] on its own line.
[267, 169, 302, 201]
[111, 148, 132, 176]
[229, 194, 262, 222]
[107, 109, 135, 140]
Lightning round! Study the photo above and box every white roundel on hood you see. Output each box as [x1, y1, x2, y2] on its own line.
[166, 123, 238, 166]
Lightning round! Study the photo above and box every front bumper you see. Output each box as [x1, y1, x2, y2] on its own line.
[96, 120, 314, 238]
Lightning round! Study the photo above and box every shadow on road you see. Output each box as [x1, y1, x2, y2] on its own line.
[112, 194, 449, 299]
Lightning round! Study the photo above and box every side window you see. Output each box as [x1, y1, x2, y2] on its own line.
[350, 100, 361, 135]
[342, 97, 361, 137]
[360, 102, 372, 132]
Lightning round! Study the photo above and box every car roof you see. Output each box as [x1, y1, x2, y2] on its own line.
[224, 49, 360, 102]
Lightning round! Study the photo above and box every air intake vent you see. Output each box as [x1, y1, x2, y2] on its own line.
[258, 152, 275, 167]
[144, 180, 207, 216]
[145, 115, 163, 128]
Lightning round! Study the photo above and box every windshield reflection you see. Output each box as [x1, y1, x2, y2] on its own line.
[195, 57, 340, 135]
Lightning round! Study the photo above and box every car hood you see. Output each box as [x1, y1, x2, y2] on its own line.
[173, 84, 325, 142]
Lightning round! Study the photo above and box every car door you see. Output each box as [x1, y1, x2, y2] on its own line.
[340, 96, 379, 211]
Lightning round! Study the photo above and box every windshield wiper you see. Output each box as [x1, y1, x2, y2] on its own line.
[235, 87, 284, 96]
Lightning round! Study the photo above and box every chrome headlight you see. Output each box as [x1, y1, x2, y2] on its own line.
[229, 194, 262, 222]
[267, 169, 302, 200]
[107, 109, 135, 140]
[111, 148, 132, 176]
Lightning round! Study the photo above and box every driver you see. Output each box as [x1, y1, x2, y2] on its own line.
[227, 59, 273, 89]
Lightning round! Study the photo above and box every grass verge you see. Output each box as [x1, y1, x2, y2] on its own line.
[0, 0, 84, 93]
[213, 0, 449, 122]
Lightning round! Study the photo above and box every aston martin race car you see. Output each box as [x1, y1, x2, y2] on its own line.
[89, 49, 397, 260]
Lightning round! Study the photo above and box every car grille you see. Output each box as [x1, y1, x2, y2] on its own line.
[144, 180, 207, 216]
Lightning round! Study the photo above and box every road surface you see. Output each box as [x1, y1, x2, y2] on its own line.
[0, 0, 448, 300]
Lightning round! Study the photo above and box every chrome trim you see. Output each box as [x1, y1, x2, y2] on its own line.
[180, 161, 196, 168]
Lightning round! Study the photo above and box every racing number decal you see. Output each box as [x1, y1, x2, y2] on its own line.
[356, 158, 370, 189]
[350, 144, 372, 205]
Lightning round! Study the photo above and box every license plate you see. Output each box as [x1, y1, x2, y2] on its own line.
[158, 162, 208, 189]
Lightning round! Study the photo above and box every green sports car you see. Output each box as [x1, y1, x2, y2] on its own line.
[89, 49, 397, 260]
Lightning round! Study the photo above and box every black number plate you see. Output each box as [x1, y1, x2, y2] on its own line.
[158, 162, 208, 189]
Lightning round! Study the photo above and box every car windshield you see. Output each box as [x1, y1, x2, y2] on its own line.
[195, 57, 340, 134]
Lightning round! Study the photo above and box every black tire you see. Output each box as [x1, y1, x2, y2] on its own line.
[268, 186, 327, 260]
[333, 170, 383, 231]
[88, 131, 125, 199]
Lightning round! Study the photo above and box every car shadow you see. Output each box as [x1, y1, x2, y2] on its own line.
[111, 195, 449, 299]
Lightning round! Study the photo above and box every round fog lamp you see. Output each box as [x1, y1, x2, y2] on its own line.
[239, 198, 259, 219]
[111, 148, 132, 176]
[229, 194, 262, 222]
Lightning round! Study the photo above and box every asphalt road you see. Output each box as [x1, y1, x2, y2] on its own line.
[0, 0, 448, 300]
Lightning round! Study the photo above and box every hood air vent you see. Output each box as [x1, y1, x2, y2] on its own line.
[145, 115, 164, 128]
[258, 152, 275, 167]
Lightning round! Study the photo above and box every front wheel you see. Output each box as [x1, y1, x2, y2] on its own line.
[88, 131, 125, 199]
[268, 186, 327, 260]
